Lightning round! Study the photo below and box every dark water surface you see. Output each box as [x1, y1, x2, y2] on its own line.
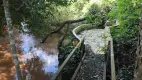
[0, 27, 62, 80]
[18, 33, 61, 80]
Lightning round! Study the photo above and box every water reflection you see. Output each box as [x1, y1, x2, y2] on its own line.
[24, 56, 50, 80]
[18, 31, 61, 80]
[0, 24, 61, 80]
[21, 47, 58, 73]
[19, 33, 35, 53]
[17, 23, 61, 79]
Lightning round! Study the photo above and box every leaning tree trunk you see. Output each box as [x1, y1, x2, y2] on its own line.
[41, 18, 86, 43]
[133, 8, 142, 80]
[3, 0, 22, 80]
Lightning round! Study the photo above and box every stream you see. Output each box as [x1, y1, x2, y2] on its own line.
[17, 23, 62, 80]
[0, 23, 62, 80]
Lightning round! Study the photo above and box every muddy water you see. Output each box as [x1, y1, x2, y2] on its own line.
[17, 33, 62, 80]
[0, 27, 62, 80]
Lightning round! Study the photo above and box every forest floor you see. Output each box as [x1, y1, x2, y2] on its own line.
[75, 29, 106, 80]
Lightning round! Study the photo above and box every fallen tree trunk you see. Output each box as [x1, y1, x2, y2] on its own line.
[41, 17, 86, 43]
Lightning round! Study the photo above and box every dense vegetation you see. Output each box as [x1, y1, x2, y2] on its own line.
[1, 0, 142, 80]
[0, 0, 76, 37]
[108, 0, 141, 79]
[103, 0, 142, 79]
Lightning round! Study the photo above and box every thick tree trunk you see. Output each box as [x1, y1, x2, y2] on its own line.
[3, 0, 22, 80]
[41, 18, 86, 43]
[133, 8, 142, 80]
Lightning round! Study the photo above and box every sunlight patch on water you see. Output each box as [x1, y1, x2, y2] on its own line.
[19, 33, 35, 53]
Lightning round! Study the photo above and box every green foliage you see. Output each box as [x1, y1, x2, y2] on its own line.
[58, 39, 81, 62]
[110, 25, 138, 45]
[100, 44, 107, 52]
[58, 38, 82, 80]
[87, 3, 100, 15]
[109, 0, 140, 46]
[108, 0, 142, 79]
[117, 64, 135, 80]
[0, 0, 76, 37]
[0, 0, 5, 26]
[53, 0, 90, 22]
[85, 3, 100, 24]
[85, 3, 109, 28]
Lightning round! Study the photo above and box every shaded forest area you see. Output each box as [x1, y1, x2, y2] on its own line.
[1, 0, 142, 80]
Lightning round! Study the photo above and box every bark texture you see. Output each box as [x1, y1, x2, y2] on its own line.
[133, 9, 142, 80]
[3, 0, 22, 80]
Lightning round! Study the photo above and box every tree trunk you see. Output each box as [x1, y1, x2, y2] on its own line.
[3, 0, 22, 80]
[133, 8, 142, 80]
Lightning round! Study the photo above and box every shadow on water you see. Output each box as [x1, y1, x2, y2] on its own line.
[22, 56, 50, 80]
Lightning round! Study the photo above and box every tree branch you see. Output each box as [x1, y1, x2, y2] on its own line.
[41, 17, 86, 43]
